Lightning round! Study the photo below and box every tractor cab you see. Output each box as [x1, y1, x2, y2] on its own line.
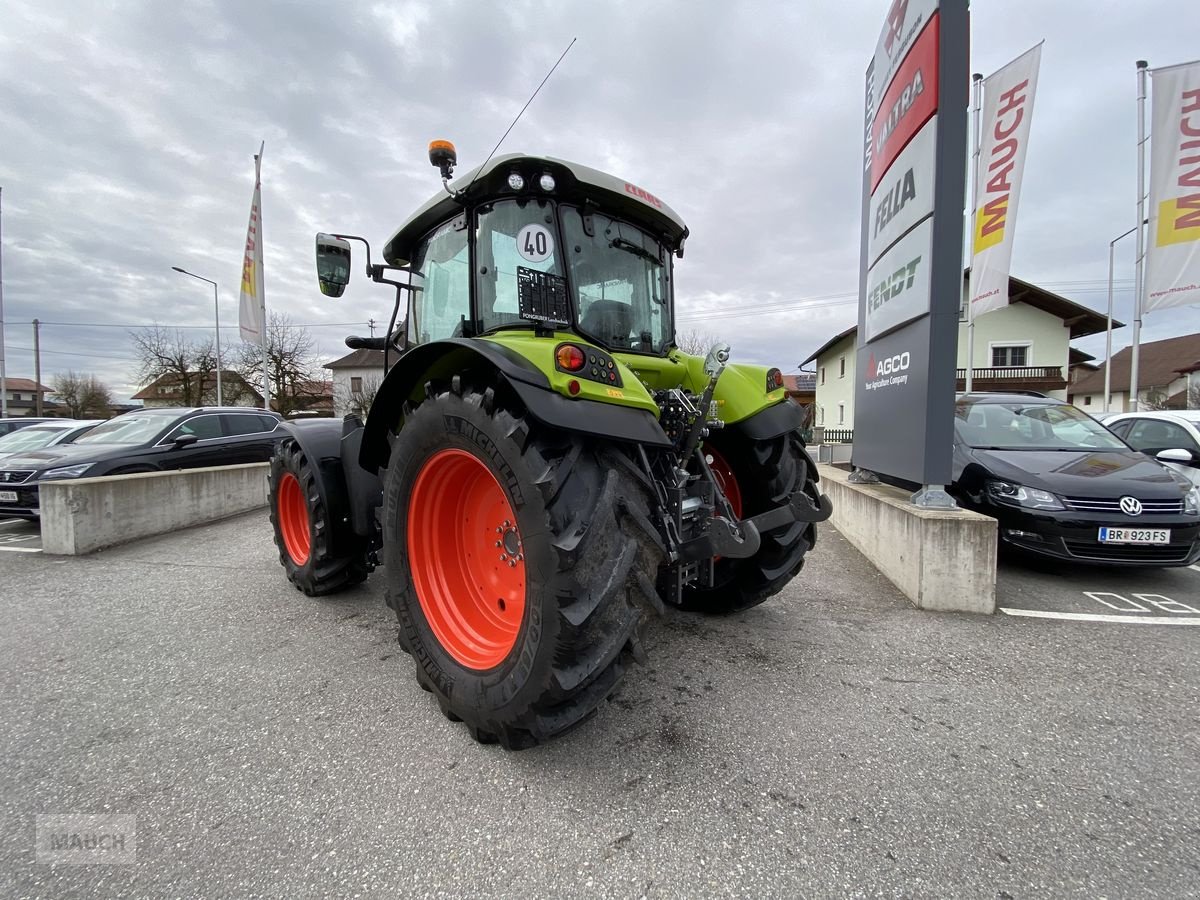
[319, 144, 689, 359]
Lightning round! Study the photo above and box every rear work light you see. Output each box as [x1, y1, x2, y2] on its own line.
[556, 344, 587, 372]
[767, 368, 784, 391]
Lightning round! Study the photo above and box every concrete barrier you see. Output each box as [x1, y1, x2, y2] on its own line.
[817, 463, 997, 614]
[41, 463, 270, 556]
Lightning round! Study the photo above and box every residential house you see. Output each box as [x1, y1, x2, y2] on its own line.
[132, 371, 263, 408]
[803, 276, 1113, 431]
[1, 378, 60, 417]
[1069, 333, 1200, 412]
[325, 349, 387, 417]
[782, 372, 816, 407]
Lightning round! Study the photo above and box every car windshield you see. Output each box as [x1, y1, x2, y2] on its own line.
[0, 426, 71, 453]
[74, 414, 166, 445]
[956, 402, 1128, 451]
[561, 206, 672, 354]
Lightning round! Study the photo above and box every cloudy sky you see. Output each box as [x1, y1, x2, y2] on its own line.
[1, 0, 1197, 401]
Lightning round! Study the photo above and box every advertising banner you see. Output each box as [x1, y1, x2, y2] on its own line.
[239, 153, 266, 343]
[969, 43, 1042, 318]
[853, 0, 968, 488]
[1145, 60, 1200, 311]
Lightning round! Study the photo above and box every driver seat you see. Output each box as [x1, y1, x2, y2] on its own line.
[580, 300, 632, 347]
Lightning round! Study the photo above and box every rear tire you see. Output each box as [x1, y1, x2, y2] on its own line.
[269, 437, 369, 596]
[680, 428, 820, 614]
[383, 385, 665, 749]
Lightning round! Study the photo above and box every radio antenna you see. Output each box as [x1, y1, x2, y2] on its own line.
[462, 37, 577, 194]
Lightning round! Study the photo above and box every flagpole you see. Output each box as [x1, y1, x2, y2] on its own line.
[0, 186, 7, 419]
[1129, 60, 1149, 411]
[965, 71, 983, 394]
[256, 143, 271, 412]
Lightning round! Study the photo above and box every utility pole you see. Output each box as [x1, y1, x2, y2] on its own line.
[33, 318, 42, 416]
[0, 186, 7, 418]
[368, 318, 376, 337]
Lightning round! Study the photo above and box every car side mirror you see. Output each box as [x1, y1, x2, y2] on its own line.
[1157, 448, 1195, 464]
[315, 233, 352, 298]
[173, 434, 199, 449]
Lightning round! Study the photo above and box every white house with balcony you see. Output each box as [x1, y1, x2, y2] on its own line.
[324, 348, 387, 417]
[803, 275, 1115, 433]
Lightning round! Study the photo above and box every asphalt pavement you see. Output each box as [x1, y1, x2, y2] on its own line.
[2, 513, 1199, 898]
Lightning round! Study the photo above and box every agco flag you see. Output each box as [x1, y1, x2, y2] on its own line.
[239, 147, 266, 343]
[1145, 60, 1200, 311]
[969, 43, 1042, 318]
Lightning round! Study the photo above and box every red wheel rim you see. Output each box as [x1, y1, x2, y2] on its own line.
[706, 447, 743, 519]
[278, 472, 311, 565]
[407, 448, 527, 671]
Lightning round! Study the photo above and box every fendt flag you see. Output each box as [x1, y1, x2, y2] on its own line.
[969, 43, 1042, 318]
[239, 147, 266, 343]
[1145, 60, 1200, 311]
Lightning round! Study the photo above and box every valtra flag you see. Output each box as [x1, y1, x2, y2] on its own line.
[969, 43, 1042, 318]
[1145, 60, 1200, 311]
[239, 150, 266, 343]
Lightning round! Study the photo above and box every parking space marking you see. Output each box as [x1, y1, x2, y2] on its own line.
[1001, 608, 1200, 625]
[0, 546, 41, 554]
[1191, 565, 1200, 573]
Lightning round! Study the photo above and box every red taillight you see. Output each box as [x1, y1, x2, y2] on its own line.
[568, 379, 581, 396]
[767, 368, 784, 391]
[556, 344, 586, 371]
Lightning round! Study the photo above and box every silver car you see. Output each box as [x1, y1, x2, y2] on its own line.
[0, 420, 102, 460]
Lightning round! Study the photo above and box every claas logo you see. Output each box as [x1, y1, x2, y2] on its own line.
[1156, 196, 1200, 247]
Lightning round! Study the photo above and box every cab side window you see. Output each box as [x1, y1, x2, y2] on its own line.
[408, 219, 470, 344]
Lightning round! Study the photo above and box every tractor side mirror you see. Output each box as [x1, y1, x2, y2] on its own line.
[315, 233, 352, 298]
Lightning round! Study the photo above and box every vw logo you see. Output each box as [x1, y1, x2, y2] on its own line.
[1119, 496, 1143, 517]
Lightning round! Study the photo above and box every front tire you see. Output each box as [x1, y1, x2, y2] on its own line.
[680, 428, 820, 614]
[383, 385, 665, 750]
[269, 438, 369, 596]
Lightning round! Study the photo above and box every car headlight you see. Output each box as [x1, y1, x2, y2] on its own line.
[1185, 486, 1200, 516]
[40, 463, 94, 480]
[985, 480, 1065, 510]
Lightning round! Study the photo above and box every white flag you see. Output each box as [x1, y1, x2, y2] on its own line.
[1145, 60, 1200, 312]
[239, 147, 266, 343]
[969, 43, 1042, 318]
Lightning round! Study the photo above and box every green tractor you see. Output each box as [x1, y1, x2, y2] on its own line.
[268, 142, 831, 749]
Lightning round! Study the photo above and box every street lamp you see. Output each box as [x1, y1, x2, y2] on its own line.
[171, 266, 222, 406]
[1104, 222, 1145, 413]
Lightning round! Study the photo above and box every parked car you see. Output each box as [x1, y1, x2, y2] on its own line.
[1105, 411, 1200, 487]
[951, 393, 1200, 566]
[0, 407, 284, 519]
[0, 419, 102, 460]
[0, 417, 58, 438]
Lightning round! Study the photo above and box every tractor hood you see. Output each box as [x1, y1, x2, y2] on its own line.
[383, 154, 689, 266]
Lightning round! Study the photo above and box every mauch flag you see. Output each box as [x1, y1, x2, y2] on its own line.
[239, 146, 266, 343]
[1145, 60, 1200, 311]
[969, 42, 1042, 318]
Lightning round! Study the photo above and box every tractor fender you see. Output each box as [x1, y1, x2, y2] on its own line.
[278, 418, 382, 550]
[360, 339, 672, 473]
[731, 397, 805, 441]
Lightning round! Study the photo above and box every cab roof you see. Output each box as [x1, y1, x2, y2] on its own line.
[382, 153, 689, 266]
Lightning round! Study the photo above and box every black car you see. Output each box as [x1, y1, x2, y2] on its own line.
[0, 407, 284, 519]
[951, 394, 1200, 566]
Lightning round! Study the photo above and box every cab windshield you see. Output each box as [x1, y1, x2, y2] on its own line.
[956, 402, 1127, 451]
[561, 206, 671, 354]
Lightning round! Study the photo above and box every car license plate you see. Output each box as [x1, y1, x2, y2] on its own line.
[0, 490, 16, 503]
[1098, 527, 1170, 545]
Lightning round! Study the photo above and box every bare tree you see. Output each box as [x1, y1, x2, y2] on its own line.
[237, 312, 325, 415]
[674, 329, 721, 356]
[334, 374, 382, 419]
[130, 326, 218, 406]
[1187, 383, 1200, 410]
[1140, 388, 1173, 412]
[50, 371, 113, 418]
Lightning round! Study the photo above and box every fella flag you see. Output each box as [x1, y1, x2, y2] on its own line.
[969, 43, 1042, 318]
[1145, 60, 1200, 311]
[239, 148, 266, 343]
